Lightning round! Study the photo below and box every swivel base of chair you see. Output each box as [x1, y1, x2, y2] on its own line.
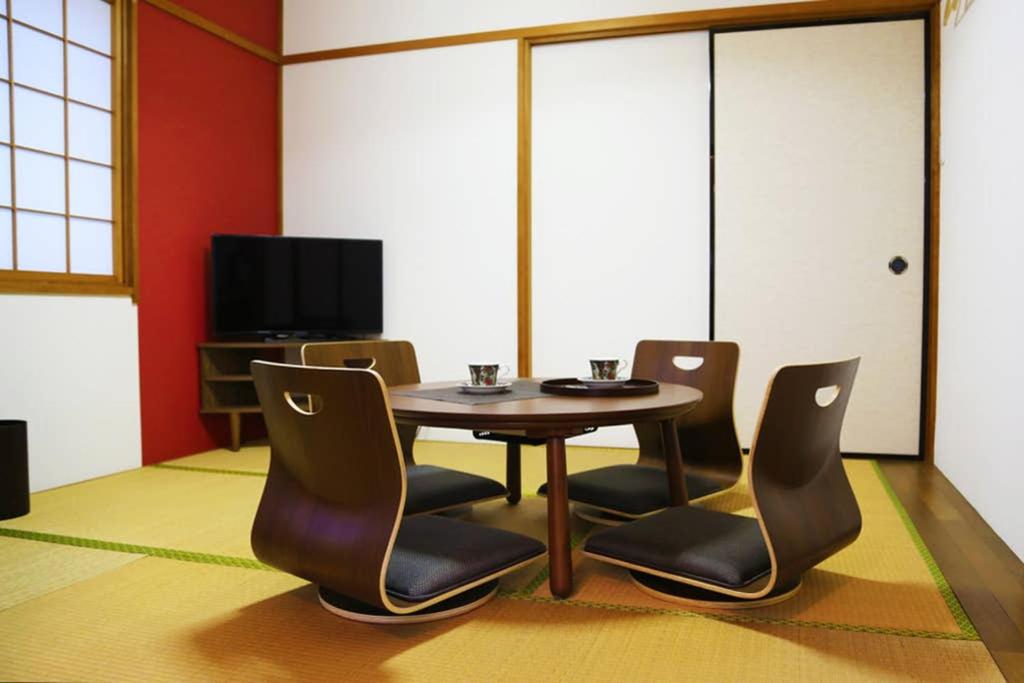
[629, 571, 801, 610]
[574, 504, 644, 527]
[318, 580, 499, 624]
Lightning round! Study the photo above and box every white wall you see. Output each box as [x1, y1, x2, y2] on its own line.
[283, 41, 517, 442]
[0, 295, 142, 492]
[935, 1, 1024, 560]
[283, 0, 811, 54]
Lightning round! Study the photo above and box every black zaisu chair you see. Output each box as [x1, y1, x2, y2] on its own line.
[583, 358, 862, 608]
[302, 340, 508, 515]
[250, 361, 545, 623]
[540, 340, 744, 524]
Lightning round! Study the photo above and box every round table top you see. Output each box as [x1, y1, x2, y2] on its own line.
[388, 379, 703, 433]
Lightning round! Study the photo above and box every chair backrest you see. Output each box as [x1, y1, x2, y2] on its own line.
[250, 360, 405, 609]
[301, 340, 421, 385]
[301, 340, 420, 463]
[748, 357, 862, 589]
[631, 340, 743, 486]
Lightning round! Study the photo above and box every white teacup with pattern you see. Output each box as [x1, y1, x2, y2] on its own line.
[589, 358, 629, 380]
[468, 363, 510, 386]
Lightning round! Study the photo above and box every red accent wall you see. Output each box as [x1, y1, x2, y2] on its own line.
[138, 2, 280, 464]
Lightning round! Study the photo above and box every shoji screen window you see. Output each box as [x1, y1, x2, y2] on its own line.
[0, 0, 128, 292]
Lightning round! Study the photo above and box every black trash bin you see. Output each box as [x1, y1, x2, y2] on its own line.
[0, 420, 29, 520]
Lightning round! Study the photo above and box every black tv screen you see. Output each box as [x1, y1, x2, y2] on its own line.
[211, 235, 383, 337]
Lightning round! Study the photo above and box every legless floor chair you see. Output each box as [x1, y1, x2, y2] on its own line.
[583, 358, 861, 608]
[540, 340, 743, 525]
[301, 341, 508, 515]
[251, 361, 545, 623]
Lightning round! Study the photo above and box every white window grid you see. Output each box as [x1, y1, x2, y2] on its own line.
[0, 0, 115, 277]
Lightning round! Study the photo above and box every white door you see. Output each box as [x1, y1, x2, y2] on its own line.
[532, 32, 712, 447]
[714, 21, 926, 456]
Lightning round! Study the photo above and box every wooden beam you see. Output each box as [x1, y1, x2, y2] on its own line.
[516, 38, 532, 377]
[143, 0, 283, 64]
[283, 0, 936, 64]
[277, 0, 284, 235]
[0, 269, 134, 296]
[128, 0, 140, 301]
[923, 1, 941, 462]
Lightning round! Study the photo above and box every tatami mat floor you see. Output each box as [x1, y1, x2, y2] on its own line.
[0, 441, 1004, 681]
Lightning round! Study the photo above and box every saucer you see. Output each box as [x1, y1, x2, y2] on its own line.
[459, 381, 512, 395]
[577, 377, 630, 388]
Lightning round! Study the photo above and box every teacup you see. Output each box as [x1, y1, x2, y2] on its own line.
[468, 363, 510, 386]
[590, 358, 629, 380]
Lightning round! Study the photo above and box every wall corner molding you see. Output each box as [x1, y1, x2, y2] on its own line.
[143, 0, 283, 64]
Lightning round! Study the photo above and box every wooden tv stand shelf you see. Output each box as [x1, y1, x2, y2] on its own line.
[198, 341, 309, 451]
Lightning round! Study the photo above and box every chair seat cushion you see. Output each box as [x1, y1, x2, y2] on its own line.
[387, 514, 546, 602]
[584, 506, 770, 589]
[537, 465, 723, 516]
[404, 465, 507, 515]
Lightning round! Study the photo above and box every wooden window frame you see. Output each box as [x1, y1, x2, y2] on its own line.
[0, 0, 136, 299]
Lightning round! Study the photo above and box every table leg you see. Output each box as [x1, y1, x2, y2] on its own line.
[661, 419, 689, 507]
[545, 436, 572, 598]
[229, 412, 241, 452]
[505, 442, 522, 504]
[397, 424, 418, 464]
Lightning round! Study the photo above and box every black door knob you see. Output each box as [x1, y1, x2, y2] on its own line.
[889, 256, 909, 275]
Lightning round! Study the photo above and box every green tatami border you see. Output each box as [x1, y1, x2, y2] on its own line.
[153, 463, 267, 477]
[870, 460, 979, 639]
[499, 592, 980, 642]
[0, 525, 976, 642]
[1, 457, 977, 642]
[0, 527, 271, 572]
[495, 462, 980, 643]
[149, 455, 980, 639]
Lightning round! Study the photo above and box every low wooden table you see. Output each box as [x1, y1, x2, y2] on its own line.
[389, 380, 703, 598]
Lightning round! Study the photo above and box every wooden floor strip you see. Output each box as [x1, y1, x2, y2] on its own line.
[880, 460, 1024, 682]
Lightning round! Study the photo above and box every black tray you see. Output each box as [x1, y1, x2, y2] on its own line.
[539, 378, 659, 397]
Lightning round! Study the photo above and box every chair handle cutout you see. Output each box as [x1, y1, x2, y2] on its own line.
[342, 357, 377, 370]
[815, 385, 841, 407]
[284, 391, 324, 415]
[672, 355, 705, 371]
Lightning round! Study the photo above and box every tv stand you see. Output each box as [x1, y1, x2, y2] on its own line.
[261, 332, 358, 343]
[198, 340, 309, 451]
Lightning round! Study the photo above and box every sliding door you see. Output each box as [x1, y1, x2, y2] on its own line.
[531, 32, 711, 447]
[283, 42, 518, 441]
[714, 21, 926, 455]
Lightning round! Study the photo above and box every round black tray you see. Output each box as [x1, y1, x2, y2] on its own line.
[539, 378, 659, 397]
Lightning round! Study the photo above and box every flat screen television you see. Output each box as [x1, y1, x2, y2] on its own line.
[210, 234, 383, 338]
